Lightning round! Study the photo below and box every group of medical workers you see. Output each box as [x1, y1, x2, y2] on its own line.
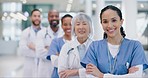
[19, 5, 148, 78]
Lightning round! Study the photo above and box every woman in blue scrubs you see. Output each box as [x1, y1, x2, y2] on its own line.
[47, 14, 73, 78]
[81, 5, 148, 78]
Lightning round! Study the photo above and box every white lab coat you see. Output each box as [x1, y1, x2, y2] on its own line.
[58, 38, 96, 78]
[36, 26, 63, 77]
[19, 26, 44, 77]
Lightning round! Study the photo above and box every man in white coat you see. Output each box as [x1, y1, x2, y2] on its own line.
[36, 9, 63, 77]
[19, 9, 44, 77]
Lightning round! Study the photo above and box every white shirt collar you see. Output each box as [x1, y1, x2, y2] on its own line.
[71, 37, 92, 48]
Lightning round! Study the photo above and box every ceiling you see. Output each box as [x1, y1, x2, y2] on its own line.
[0, 0, 147, 12]
[0, 0, 84, 12]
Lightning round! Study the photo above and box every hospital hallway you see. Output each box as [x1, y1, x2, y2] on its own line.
[0, 0, 148, 78]
[0, 50, 148, 77]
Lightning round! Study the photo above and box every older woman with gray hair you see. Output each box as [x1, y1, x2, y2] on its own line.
[58, 13, 94, 78]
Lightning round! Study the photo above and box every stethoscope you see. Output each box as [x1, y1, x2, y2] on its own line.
[44, 28, 51, 38]
[67, 48, 76, 69]
[106, 38, 124, 74]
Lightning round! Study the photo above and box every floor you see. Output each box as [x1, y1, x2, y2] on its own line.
[0, 51, 148, 78]
[0, 55, 23, 77]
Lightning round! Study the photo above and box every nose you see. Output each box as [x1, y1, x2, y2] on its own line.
[67, 25, 71, 29]
[36, 16, 40, 20]
[108, 22, 113, 28]
[53, 16, 58, 20]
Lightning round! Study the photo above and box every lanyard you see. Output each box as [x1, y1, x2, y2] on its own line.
[107, 38, 124, 74]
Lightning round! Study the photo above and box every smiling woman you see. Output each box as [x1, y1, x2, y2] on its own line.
[58, 13, 94, 78]
[81, 5, 148, 78]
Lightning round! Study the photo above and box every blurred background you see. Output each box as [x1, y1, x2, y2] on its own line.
[0, 0, 148, 77]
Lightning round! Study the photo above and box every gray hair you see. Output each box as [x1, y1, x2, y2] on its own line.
[71, 13, 94, 38]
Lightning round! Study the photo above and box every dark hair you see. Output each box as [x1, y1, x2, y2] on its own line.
[61, 14, 73, 24]
[100, 5, 126, 39]
[31, 9, 41, 16]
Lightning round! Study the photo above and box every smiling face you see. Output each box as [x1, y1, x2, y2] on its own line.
[62, 17, 72, 36]
[74, 19, 90, 39]
[48, 10, 59, 27]
[101, 9, 123, 38]
[31, 11, 41, 26]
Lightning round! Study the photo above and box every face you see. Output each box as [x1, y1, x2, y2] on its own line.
[74, 19, 90, 39]
[101, 9, 123, 38]
[48, 10, 59, 27]
[31, 11, 41, 26]
[62, 17, 72, 36]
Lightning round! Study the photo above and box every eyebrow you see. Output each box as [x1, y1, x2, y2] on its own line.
[102, 17, 117, 20]
[111, 17, 117, 19]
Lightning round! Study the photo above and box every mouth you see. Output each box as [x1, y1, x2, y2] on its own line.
[33, 20, 40, 25]
[78, 29, 85, 34]
[65, 29, 71, 33]
[107, 28, 116, 33]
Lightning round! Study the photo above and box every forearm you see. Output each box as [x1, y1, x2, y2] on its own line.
[104, 65, 143, 78]
[79, 68, 97, 78]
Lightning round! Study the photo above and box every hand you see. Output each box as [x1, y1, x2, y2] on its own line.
[27, 42, 35, 51]
[128, 66, 139, 73]
[56, 53, 59, 56]
[86, 63, 104, 78]
[59, 69, 78, 78]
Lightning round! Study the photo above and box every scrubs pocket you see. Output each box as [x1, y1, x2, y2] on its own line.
[117, 65, 128, 75]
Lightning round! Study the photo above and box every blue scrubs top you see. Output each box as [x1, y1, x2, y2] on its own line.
[47, 37, 65, 78]
[81, 38, 148, 75]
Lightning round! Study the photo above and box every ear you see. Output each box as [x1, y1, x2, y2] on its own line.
[120, 19, 124, 25]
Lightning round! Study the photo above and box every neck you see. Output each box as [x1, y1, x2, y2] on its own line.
[77, 37, 88, 44]
[50, 26, 59, 33]
[107, 35, 123, 45]
[63, 34, 71, 40]
[33, 25, 40, 30]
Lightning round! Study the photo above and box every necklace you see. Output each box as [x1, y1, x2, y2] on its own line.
[107, 38, 124, 74]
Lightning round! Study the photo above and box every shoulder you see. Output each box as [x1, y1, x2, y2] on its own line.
[91, 39, 106, 45]
[38, 27, 46, 33]
[37, 27, 47, 36]
[21, 27, 31, 36]
[52, 37, 63, 42]
[22, 27, 30, 33]
[60, 42, 72, 54]
[124, 38, 142, 46]
[62, 41, 73, 50]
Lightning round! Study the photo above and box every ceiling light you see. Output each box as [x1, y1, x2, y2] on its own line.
[68, 0, 73, 4]
[140, 3, 144, 8]
[66, 4, 72, 12]
[4, 12, 8, 17]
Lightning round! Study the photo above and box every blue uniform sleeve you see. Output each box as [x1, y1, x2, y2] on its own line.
[81, 41, 98, 68]
[131, 41, 148, 70]
[47, 38, 59, 60]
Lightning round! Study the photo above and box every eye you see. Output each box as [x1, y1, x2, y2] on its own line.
[55, 15, 59, 18]
[38, 15, 40, 18]
[50, 15, 53, 18]
[63, 23, 68, 26]
[76, 23, 80, 25]
[112, 19, 117, 22]
[83, 23, 87, 25]
[102, 20, 108, 23]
